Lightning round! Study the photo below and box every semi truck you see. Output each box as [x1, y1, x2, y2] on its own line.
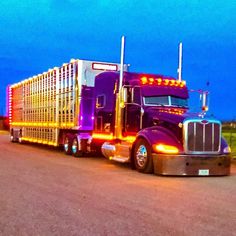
[8, 38, 231, 176]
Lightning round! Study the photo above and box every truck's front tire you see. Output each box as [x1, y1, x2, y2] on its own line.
[134, 138, 153, 173]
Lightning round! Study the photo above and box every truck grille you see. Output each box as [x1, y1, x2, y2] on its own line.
[183, 119, 221, 154]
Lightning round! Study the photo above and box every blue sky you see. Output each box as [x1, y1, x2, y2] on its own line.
[0, 0, 235, 120]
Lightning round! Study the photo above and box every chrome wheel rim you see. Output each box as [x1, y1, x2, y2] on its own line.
[72, 139, 77, 154]
[136, 145, 147, 167]
[64, 137, 69, 152]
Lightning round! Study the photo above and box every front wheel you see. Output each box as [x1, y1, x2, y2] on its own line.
[134, 138, 153, 173]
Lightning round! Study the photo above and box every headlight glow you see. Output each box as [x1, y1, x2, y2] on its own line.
[154, 144, 179, 154]
[223, 146, 231, 154]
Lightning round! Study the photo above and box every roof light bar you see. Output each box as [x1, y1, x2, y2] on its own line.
[140, 76, 186, 88]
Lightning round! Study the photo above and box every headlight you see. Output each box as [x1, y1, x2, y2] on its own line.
[223, 146, 231, 154]
[154, 144, 179, 154]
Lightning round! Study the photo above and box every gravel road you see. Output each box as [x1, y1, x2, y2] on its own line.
[0, 133, 235, 236]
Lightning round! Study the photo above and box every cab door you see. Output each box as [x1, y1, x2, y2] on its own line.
[123, 86, 142, 135]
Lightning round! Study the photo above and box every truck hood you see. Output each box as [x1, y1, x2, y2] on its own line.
[145, 107, 194, 125]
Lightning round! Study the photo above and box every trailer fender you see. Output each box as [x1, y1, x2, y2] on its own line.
[72, 133, 92, 157]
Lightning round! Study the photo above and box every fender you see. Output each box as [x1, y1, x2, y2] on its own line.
[221, 137, 231, 154]
[75, 133, 93, 152]
[133, 126, 184, 153]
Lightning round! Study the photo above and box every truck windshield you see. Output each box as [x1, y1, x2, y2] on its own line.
[144, 96, 188, 107]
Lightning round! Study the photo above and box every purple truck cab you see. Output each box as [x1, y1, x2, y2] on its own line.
[94, 71, 231, 176]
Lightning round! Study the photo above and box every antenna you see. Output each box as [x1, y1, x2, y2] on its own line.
[178, 42, 182, 81]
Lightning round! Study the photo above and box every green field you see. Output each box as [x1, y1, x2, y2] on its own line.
[222, 128, 236, 158]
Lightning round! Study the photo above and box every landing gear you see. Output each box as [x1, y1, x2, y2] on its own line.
[134, 138, 153, 173]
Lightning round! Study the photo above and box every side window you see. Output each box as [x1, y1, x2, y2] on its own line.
[133, 87, 141, 104]
[96, 94, 106, 108]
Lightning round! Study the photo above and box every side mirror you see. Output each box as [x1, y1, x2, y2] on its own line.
[200, 91, 209, 112]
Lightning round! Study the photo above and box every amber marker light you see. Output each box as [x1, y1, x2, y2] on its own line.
[157, 78, 162, 85]
[140, 76, 148, 85]
[123, 135, 136, 142]
[164, 79, 169, 86]
[154, 144, 179, 154]
[92, 133, 114, 140]
[148, 78, 154, 84]
[202, 106, 209, 111]
[180, 81, 186, 87]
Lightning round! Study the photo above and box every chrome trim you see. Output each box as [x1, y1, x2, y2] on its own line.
[183, 118, 221, 154]
[152, 153, 231, 176]
[101, 141, 131, 162]
[203, 123, 205, 151]
[136, 144, 148, 168]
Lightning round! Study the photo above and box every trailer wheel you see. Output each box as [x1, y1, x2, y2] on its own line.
[18, 130, 24, 144]
[10, 134, 14, 142]
[134, 138, 153, 173]
[64, 135, 72, 155]
[72, 137, 83, 157]
[18, 136, 24, 144]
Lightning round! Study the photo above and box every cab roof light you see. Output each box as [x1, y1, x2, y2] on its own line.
[141, 76, 148, 84]
[164, 79, 169, 86]
[170, 80, 176, 86]
[140, 76, 186, 88]
[180, 81, 186, 87]
[157, 78, 162, 85]
[149, 78, 154, 84]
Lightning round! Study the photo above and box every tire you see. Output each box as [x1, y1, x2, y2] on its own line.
[18, 136, 24, 144]
[10, 129, 16, 142]
[64, 135, 72, 155]
[10, 135, 14, 142]
[71, 137, 83, 157]
[18, 130, 24, 144]
[10, 129, 20, 143]
[134, 138, 153, 173]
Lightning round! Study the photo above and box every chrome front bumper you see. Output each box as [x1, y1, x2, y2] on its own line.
[152, 153, 231, 176]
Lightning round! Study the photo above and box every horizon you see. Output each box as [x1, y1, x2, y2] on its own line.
[0, 0, 235, 120]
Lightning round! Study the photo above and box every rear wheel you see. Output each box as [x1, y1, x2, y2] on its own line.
[72, 137, 83, 157]
[18, 130, 24, 144]
[64, 135, 72, 155]
[10, 134, 14, 142]
[18, 136, 23, 144]
[134, 138, 153, 173]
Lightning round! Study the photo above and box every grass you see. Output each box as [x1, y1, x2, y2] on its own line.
[222, 128, 236, 159]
